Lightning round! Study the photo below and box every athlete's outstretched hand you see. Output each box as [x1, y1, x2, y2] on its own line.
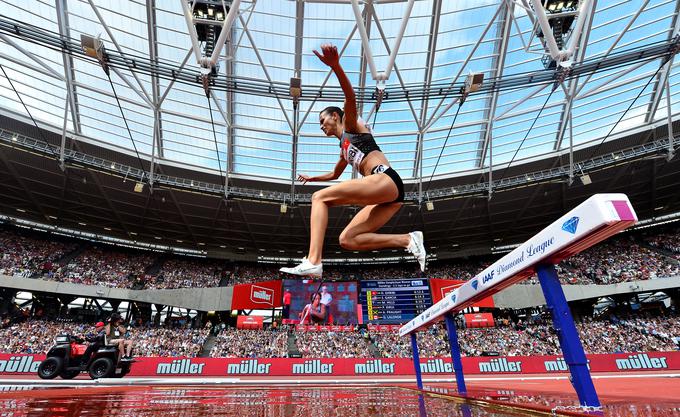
[313, 44, 340, 68]
[297, 174, 312, 185]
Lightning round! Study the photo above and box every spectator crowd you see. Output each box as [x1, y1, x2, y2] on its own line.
[209, 327, 288, 358]
[1, 224, 679, 288]
[0, 311, 678, 358]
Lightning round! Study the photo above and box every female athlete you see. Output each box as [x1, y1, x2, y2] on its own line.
[280, 44, 426, 277]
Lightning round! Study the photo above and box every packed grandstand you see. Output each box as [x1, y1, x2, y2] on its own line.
[1, 220, 678, 361]
[2, 222, 679, 288]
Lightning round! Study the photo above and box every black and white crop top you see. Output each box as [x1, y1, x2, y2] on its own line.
[339, 131, 381, 170]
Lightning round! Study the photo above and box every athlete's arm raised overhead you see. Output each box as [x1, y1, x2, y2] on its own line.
[313, 43, 364, 134]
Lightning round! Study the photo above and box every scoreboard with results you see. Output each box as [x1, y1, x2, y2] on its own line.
[359, 279, 432, 324]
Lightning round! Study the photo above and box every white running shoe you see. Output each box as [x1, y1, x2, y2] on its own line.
[407, 231, 427, 272]
[279, 257, 323, 277]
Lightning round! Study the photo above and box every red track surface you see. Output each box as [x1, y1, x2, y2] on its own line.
[421, 372, 680, 416]
[0, 371, 678, 416]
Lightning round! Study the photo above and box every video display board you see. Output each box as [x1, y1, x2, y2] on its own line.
[359, 279, 432, 324]
[282, 280, 359, 325]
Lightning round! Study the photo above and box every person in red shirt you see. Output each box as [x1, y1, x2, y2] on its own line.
[282, 289, 292, 319]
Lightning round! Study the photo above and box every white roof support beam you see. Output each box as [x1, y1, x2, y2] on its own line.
[357, 4, 372, 122]
[55, 0, 80, 136]
[87, 0, 153, 106]
[158, 48, 192, 107]
[180, 0, 241, 70]
[553, 0, 597, 151]
[0, 34, 63, 81]
[477, 1, 513, 168]
[494, 84, 549, 121]
[368, 7, 422, 132]
[645, 0, 680, 124]
[529, 0, 593, 65]
[147, 0, 161, 191]
[422, 1, 506, 133]
[349, 0, 415, 81]
[224, 31, 235, 192]
[291, 0, 304, 203]
[413, 0, 442, 184]
[572, 0, 651, 100]
[665, 76, 674, 159]
[237, 13, 293, 131]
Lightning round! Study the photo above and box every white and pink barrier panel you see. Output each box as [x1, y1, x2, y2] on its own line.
[1, 352, 678, 377]
[400, 193, 638, 336]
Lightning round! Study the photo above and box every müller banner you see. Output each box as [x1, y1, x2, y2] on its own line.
[2, 351, 678, 376]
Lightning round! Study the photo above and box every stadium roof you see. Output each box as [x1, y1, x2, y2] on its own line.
[0, 0, 680, 260]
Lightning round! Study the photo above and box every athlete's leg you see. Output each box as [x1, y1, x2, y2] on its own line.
[338, 203, 407, 251]
[307, 174, 398, 264]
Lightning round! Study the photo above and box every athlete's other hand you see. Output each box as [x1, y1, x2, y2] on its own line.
[297, 174, 312, 185]
[313, 44, 340, 68]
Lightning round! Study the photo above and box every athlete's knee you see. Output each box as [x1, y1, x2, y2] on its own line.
[311, 190, 327, 204]
[338, 231, 359, 250]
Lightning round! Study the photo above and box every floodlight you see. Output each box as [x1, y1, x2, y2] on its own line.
[580, 174, 592, 185]
[81, 34, 109, 73]
[81, 34, 105, 60]
[289, 77, 302, 100]
[464, 72, 484, 94]
[190, 0, 229, 57]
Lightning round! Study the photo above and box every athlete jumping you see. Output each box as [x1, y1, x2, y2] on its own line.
[280, 44, 426, 277]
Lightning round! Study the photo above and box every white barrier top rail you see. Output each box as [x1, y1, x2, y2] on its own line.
[399, 194, 638, 336]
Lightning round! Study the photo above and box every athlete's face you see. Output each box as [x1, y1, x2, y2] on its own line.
[319, 111, 340, 137]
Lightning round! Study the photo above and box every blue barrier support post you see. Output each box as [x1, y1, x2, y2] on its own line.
[410, 332, 423, 389]
[444, 313, 467, 394]
[536, 263, 601, 408]
[417, 394, 427, 417]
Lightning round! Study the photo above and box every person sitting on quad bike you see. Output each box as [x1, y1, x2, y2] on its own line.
[106, 313, 133, 361]
[80, 321, 106, 366]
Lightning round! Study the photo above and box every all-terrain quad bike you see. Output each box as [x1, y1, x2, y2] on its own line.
[37, 334, 133, 380]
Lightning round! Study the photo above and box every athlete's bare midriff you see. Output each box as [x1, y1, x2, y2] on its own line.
[359, 151, 390, 177]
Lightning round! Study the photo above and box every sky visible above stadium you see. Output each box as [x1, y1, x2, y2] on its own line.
[0, 0, 677, 183]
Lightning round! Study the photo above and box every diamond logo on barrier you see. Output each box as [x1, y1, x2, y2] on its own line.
[470, 279, 478, 290]
[562, 216, 579, 234]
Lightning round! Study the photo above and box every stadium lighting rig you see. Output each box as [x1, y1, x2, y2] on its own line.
[180, 0, 241, 95]
[80, 34, 109, 74]
[529, 0, 591, 69]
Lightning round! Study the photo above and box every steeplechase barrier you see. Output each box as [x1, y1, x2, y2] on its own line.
[400, 193, 638, 408]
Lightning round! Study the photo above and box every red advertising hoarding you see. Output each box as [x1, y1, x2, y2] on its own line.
[2, 351, 678, 376]
[231, 280, 283, 310]
[236, 315, 264, 329]
[429, 278, 495, 308]
[464, 313, 495, 328]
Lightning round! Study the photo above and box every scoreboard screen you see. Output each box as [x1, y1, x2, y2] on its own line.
[359, 279, 432, 324]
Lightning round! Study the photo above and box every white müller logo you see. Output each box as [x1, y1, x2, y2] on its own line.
[615, 353, 668, 370]
[543, 357, 591, 372]
[354, 359, 395, 374]
[227, 359, 272, 374]
[157, 359, 205, 375]
[292, 360, 334, 374]
[478, 358, 522, 373]
[250, 285, 274, 306]
[0, 356, 40, 373]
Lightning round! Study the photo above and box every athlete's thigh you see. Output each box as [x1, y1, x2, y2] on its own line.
[341, 202, 403, 238]
[317, 174, 398, 206]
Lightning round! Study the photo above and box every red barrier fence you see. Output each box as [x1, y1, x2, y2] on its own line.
[2, 351, 678, 376]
